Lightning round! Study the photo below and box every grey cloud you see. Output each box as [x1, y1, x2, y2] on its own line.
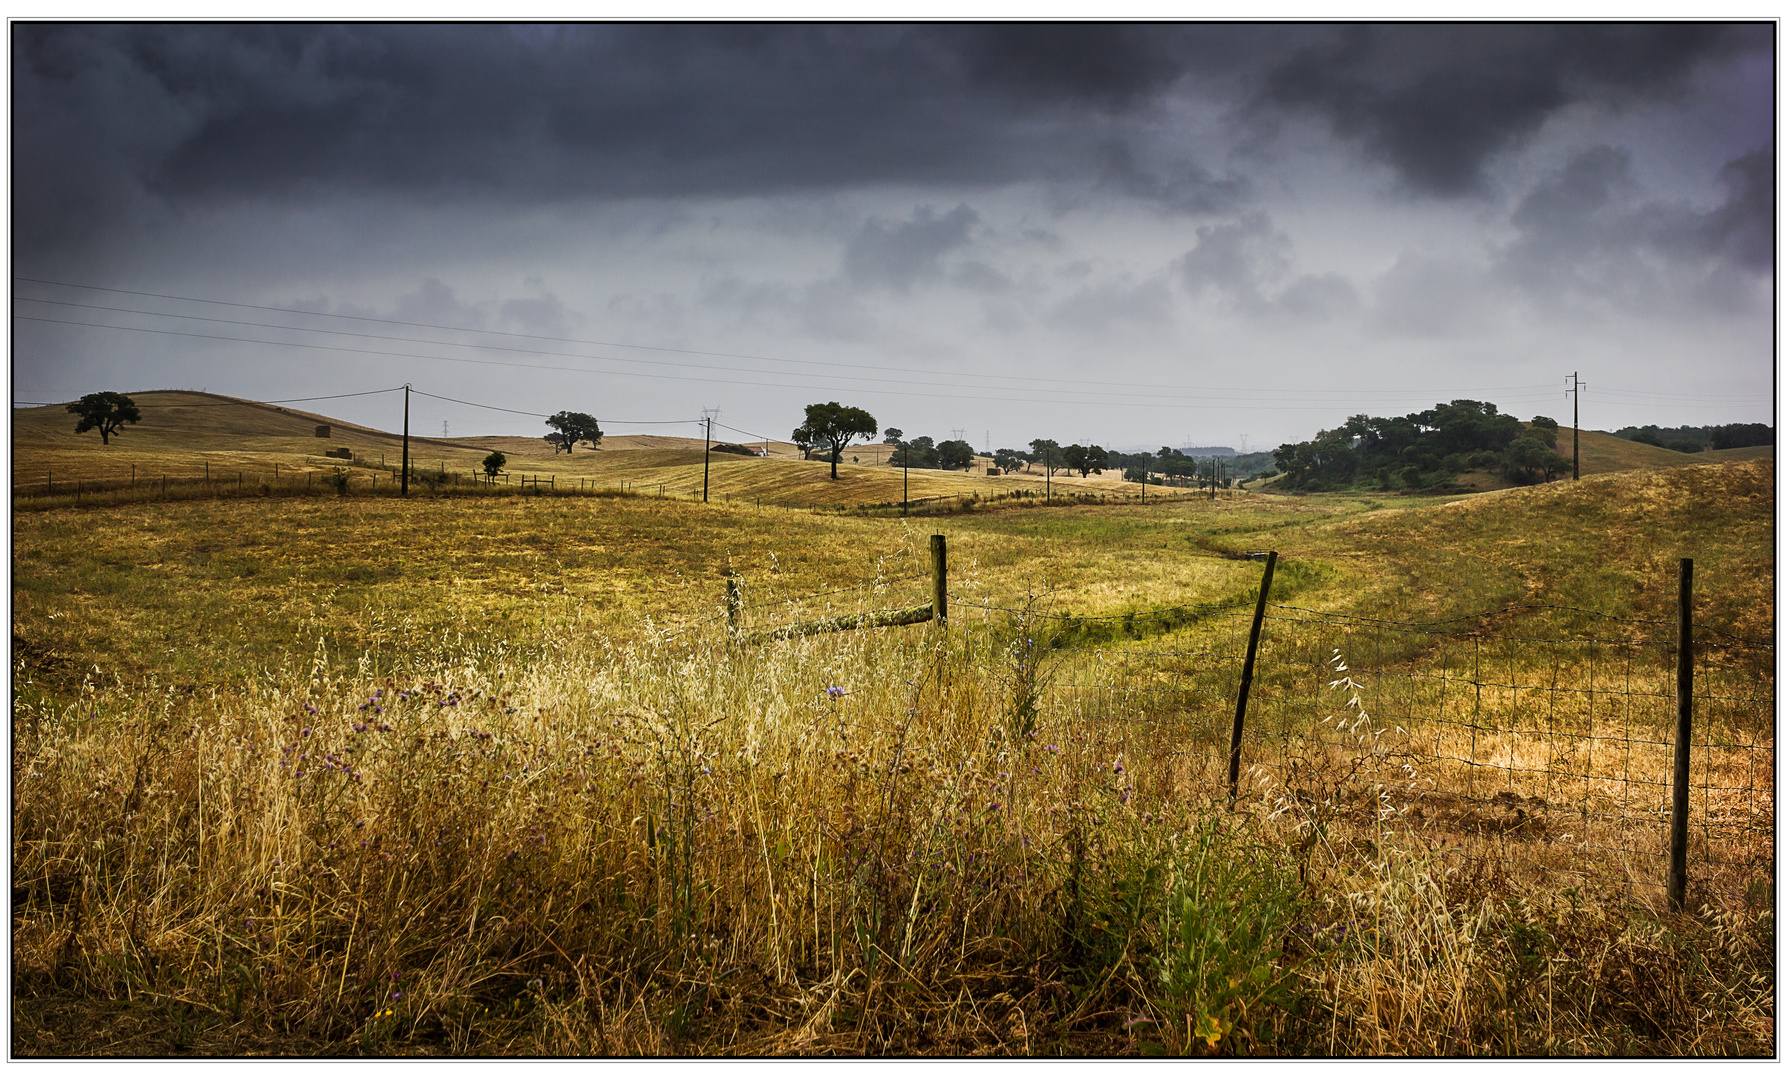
[13, 23, 1207, 265]
[1178, 212, 1361, 322]
[1371, 254, 1497, 337]
[1275, 273, 1360, 320]
[942, 23, 1193, 110]
[843, 204, 979, 292]
[699, 273, 878, 342]
[16, 21, 1768, 276]
[1253, 24, 1766, 196]
[500, 282, 572, 337]
[1705, 144, 1773, 271]
[1096, 141, 1250, 215]
[950, 260, 1014, 294]
[1045, 275, 1174, 335]
[1494, 143, 1774, 313]
[297, 277, 574, 336]
[1178, 212, 1290, 309]
[390, 278, 489, 328]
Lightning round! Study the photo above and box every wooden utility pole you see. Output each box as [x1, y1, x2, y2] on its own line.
[703, 415, 713, 503]
[401, 383, 410, 496]
[1668, 557, 1694, 912]
[1567, 372, 1587, 481]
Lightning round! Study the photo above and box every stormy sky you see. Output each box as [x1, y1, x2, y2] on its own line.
[11, 23, 1776, 451]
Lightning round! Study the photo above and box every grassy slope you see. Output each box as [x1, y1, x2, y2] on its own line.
[13, 391, 1125, 505]
[13, 443, 1772, 708]
[11, 403, 1775, 1057]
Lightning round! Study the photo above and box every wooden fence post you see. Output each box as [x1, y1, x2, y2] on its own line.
[1669, 557, 1694, 913]
[725, 574, 742, 635]
[1228, 550, 1278, 798]
[931, 534, 948, 628]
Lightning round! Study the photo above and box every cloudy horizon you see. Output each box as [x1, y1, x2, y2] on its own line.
[12, 22, 1775, 453]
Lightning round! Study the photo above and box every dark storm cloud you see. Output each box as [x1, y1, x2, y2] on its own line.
[1095, 141, 1250, 215]
[1705, 144, 1775, 271]
[1176, 211, 1362, 321]
[12, 23, 1227, 264]
[843, 204, 980, 292]
[17, 21, 1767, 273]
[1493, 141, 1775, 311]
[1255, 23, 1767, 196]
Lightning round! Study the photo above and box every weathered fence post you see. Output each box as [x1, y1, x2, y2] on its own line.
[1669, 557, 1694, 913]
[725, 574, 742, 635]
[1228, 550, 1278, 798]
[931, 534, 948, 628]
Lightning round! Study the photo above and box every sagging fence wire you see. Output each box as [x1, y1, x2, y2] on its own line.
[1036, 599, 1772, 908]
[669, 549, 1772, 909]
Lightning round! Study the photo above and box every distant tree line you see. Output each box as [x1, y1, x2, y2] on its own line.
[885, 429, 977, 470]
[1614, 422, 1773, 453]
[1271, 400, 1570, 492]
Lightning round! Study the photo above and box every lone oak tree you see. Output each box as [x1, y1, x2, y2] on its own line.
[797, 402, 878, 480]
[67, 391, 141, 445]
[545, 411, 602, 453]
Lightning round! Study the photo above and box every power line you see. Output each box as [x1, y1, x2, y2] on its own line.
[13, 278, 1562, 403]
[17, 302, 1558, 409]
[11, 386, 405, 408]
[409, 387, 696, 425]
[13, 313, 1579, 415]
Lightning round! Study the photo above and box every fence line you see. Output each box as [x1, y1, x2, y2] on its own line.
[686, 553, 1773, 909]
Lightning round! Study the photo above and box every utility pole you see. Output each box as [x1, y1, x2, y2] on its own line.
[702, 413, 714, 503]
[401, 383, 410, 496]
[1566, 372, 1587, 480]
[902, 444, 909, 515]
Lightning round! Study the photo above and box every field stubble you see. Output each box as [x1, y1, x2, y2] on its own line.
[10, 460, 1776, 1056]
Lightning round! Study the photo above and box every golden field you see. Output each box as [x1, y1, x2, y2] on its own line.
[11, 395, 1775, 1056]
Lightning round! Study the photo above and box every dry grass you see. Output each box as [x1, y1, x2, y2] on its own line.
[10, 406, 1776, 1056]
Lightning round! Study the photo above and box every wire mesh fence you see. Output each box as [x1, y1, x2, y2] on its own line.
[1035, 600, 1774, 909]
[687, 537, 1771, 910]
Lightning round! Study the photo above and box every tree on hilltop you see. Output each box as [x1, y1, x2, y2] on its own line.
[993, 448, 1027, 472]
[545, 411, 602, 453]
[937, 439, 975, 470]
[797, 402, 878, 479]
[67, 391, 141, 445]
[1063, 443, 1109, 477]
